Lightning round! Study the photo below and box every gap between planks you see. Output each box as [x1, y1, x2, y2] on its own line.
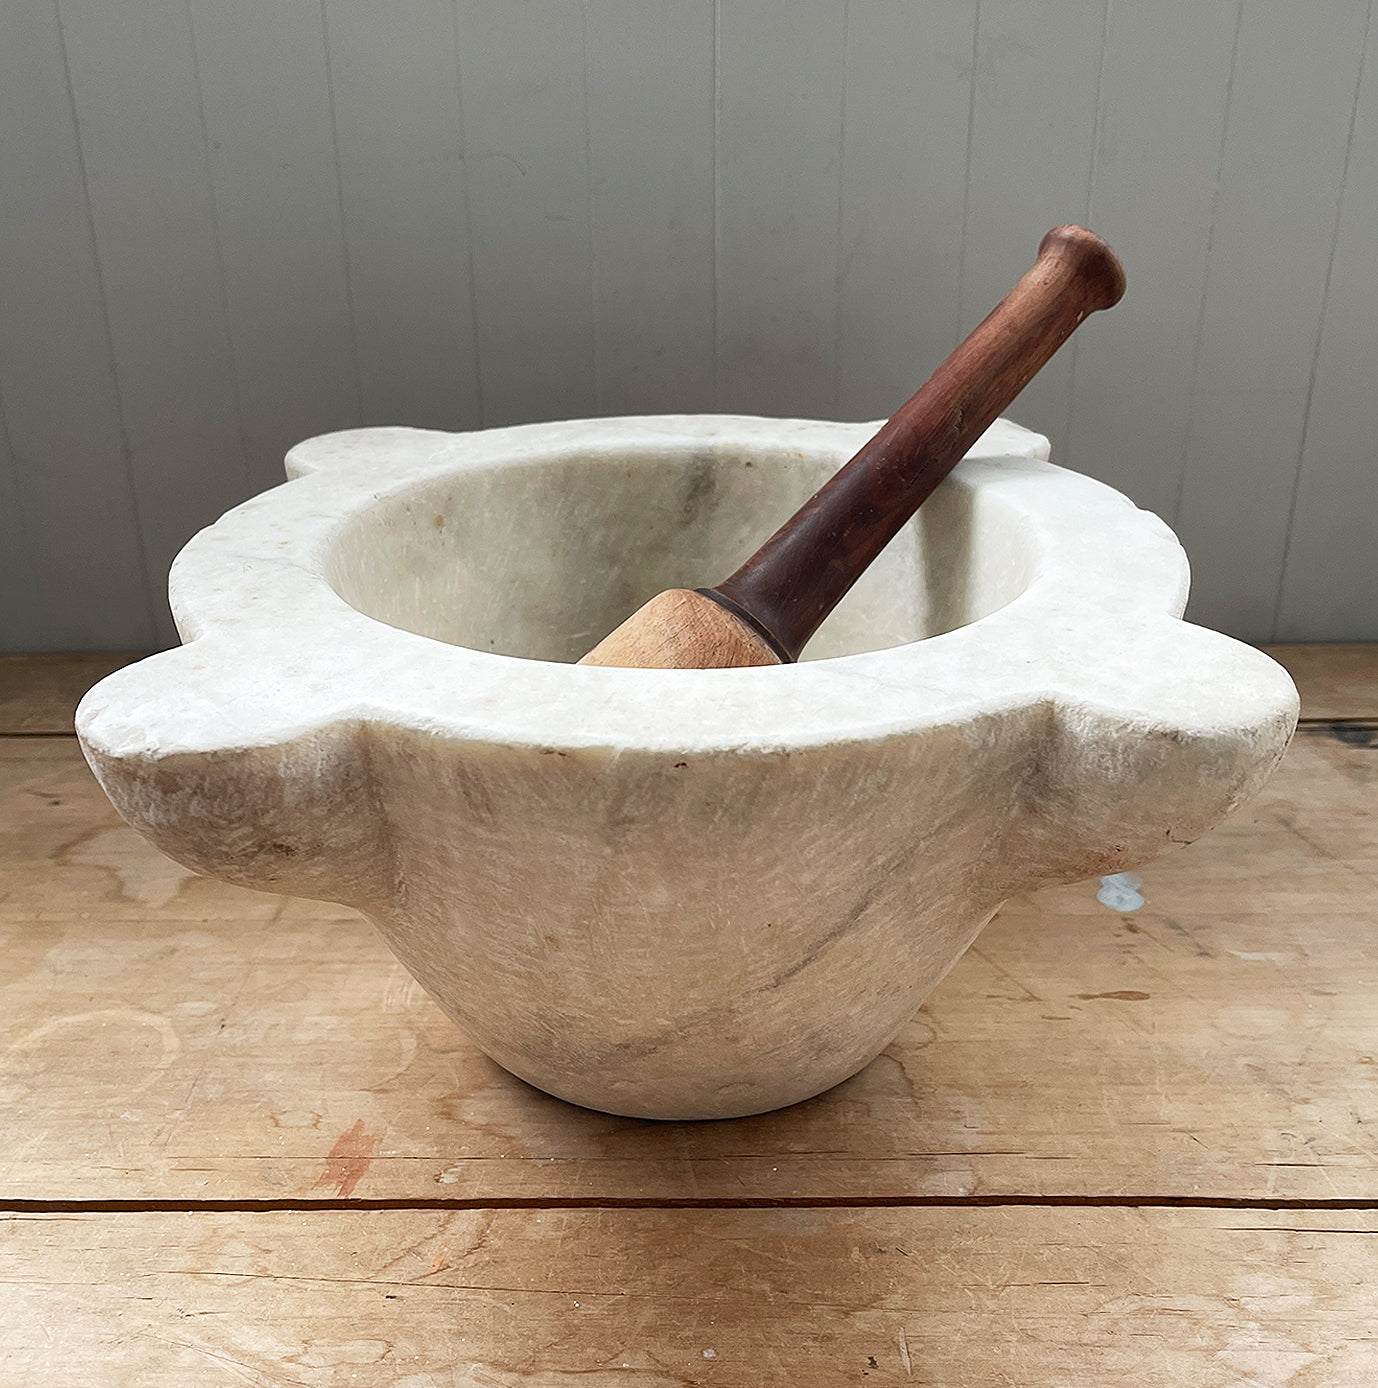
[7, 1195, 1378, 1215]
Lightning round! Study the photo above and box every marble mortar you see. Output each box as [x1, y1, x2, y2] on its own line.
[76, 415, 1299, 1119]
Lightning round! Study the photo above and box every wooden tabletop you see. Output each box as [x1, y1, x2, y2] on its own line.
[3, 646, 1376, 1384]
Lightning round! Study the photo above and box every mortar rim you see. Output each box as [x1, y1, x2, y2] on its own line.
[75, 414, 1278, 763]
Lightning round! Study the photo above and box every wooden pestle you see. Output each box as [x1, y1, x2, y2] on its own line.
[580, 225, 1125, 670]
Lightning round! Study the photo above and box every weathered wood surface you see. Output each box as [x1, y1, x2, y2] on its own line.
[4, 648, 1377, 1381]
[0, 652, 142, 734]
[3, 1207, 1375, 1385]
[1265, 643, 1378, 722]
[2, 706, 1374, 1202]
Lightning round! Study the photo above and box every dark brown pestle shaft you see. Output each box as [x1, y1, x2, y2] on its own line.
[579, 225, 1124, 670]
[706, 225, 1125, 661]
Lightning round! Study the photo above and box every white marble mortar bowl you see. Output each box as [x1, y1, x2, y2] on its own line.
[77, 415, 1298, 1120]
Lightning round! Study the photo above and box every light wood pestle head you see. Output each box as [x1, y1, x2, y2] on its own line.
[579, 225, 1125, 672]
[577, 588, 782, 670]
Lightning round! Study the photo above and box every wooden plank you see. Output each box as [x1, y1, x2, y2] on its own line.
[1062, 1, 1238, 519]
[4, 1208, 1377, 1384]
[714, 2, 847, 417]
[1274, 9, 1378, 642]
[189, 0, 362, 494]
[59, 0, 254, 648]
[3, 719, 1376, 1203]
[1173, 2, 1369, 642]
[456, 0, 596, 427]
[321, 0, 481, 434]
[959, 0, 1106, 461]
[584, 0, 716, 416]
[1265, 643, 1378, 721]
[0, 653, 144, 734]
[0, 0, 155, 651]
[834, 0, 976, 421]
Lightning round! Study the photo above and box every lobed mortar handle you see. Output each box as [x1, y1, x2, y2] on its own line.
[991, 618, 1299, 899]
[76, 646, 394, 911]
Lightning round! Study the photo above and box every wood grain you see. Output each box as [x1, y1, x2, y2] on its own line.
[1265, 643, 1378, 722]
[0, 652, 144, 735]
[3, 712, 1375, 1203]
[4, 649, 1377, 1379]
[4, 1207, 1376, 1385]
[578, 588, 781, 668]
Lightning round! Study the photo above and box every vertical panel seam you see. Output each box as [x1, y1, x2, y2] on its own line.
[956, 0, 981, 336]
[184, 0, 253, 497]
[52, 0, 159, 648]
[0, 388, 27, 527]
[580, 0, 602, 415]
[711, 0, 722, 411]
[0, 379, 41, 636]
[319, 0, 366, 427]
[1062, 0, 1112, 471]
[0, 252, 38, 600]
[1271, 0, 1372, 641]
[832, 0, 850, 419]
[1082, 0, 1111, 237]
[1170, 0, 1244, 532]
[451, 0, 487, 430]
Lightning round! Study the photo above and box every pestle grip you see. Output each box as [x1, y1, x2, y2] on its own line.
[579, 225, 1124, 671]
[708, 225, 1125, 662]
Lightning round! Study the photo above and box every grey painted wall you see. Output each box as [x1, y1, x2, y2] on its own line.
[2, 0, 1375, 651]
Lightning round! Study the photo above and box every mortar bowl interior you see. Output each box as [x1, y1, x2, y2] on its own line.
[321, 439, 1039, 663]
